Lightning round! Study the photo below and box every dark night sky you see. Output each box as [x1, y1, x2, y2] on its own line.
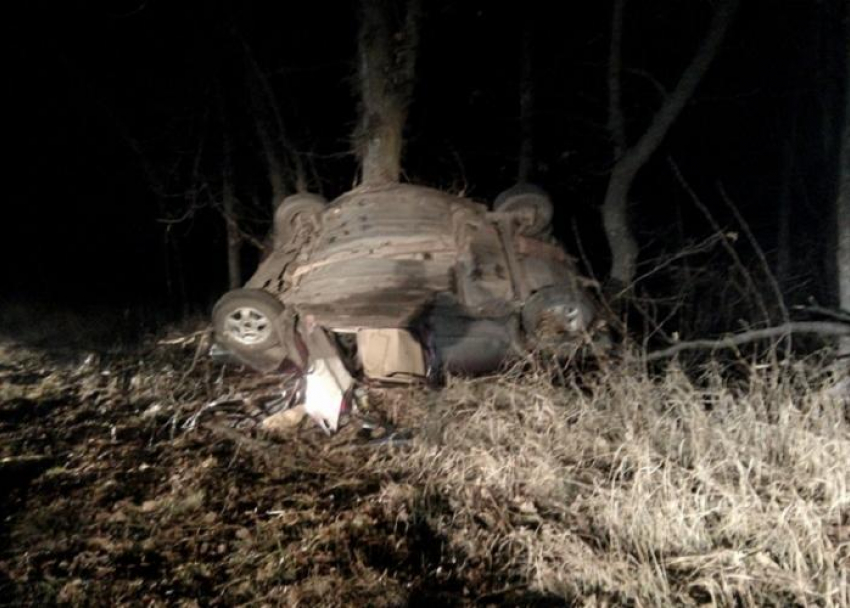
[5, 1, 847, 319]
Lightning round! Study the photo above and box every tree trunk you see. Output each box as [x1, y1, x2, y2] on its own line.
[218, 89, 242, 290]
[242, 40, 301, 205]
[607, 0, 626, 159]
[518, 17, 534, 183]
[604, 0, 631, 290]
[837, 6, 850, 358]
[776, 139, 793, 286]
[354, 0, 421, 185]
[249, 103, 287, 207]
[223, 176, 241, 290]
[602, 0, 739, 290]
[602, 164, 640, 290]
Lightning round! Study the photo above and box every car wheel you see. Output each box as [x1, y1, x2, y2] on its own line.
[274, 193, 327, 246]
[522, 284, 594, 350]
[212, 289, 285, 354]
[493, 183, 554, 237]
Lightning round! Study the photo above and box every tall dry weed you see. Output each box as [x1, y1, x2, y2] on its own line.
[378, 356, 849, 606]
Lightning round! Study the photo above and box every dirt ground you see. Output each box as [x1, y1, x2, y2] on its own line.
[0, 335, 542, 607]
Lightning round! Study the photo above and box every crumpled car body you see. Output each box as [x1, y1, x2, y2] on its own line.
[212, 183, 596, 385]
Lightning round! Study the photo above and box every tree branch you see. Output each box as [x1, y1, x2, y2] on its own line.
[645, 322, 850, 361]
[238, 33, 306, 196]
[518, 12, 536, 181]
[601, 0, 738, 287]
[619, 0, 739, 177]
[792, 303, 850, 323]
[718, 182, 791, 345]
[667, 158, 773, 325]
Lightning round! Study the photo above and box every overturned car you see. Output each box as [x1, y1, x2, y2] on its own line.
[211, 183, 597, 430]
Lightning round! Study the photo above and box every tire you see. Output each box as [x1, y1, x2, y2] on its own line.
[521, 284, 594, 348]
[493, 183, 554, 237]
[273, 193, 327, 246]
[212, 289, 285, 354]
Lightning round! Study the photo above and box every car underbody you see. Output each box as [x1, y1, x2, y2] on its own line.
[211, 183, 597, 430]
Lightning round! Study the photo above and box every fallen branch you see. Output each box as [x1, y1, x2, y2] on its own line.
[157, 328, 211, 346]
[791, 304, 850, 324]
[645, 321, 850, 361]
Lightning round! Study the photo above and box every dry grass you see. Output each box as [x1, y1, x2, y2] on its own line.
[378, 356, 850, 607]
[3, 327, 848, 605]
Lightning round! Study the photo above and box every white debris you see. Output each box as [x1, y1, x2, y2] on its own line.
[303, 358, 351, 434]
[141, 403, 164, 419]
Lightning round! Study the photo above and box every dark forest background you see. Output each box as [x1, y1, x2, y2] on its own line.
[5, 0, 848, 339]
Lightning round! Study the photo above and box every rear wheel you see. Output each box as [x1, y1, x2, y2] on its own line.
[522, 284, 593, 352]
[493, 183, 554, 237]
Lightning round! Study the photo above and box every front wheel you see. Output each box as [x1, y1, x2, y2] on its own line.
[212, 289, 285, 354]
[273, 193, 327, 248]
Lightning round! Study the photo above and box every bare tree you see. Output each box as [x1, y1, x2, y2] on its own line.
[518, 15, 535, 183]
[775, 139, 794, 286]
[240, 37, 308, 206]
[837, 7, 850, 359]
[217, 88, 242, 290]
[246, 72, 289, 207]
[354, 0, 422, 185]
[603, 0, 739, 292]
